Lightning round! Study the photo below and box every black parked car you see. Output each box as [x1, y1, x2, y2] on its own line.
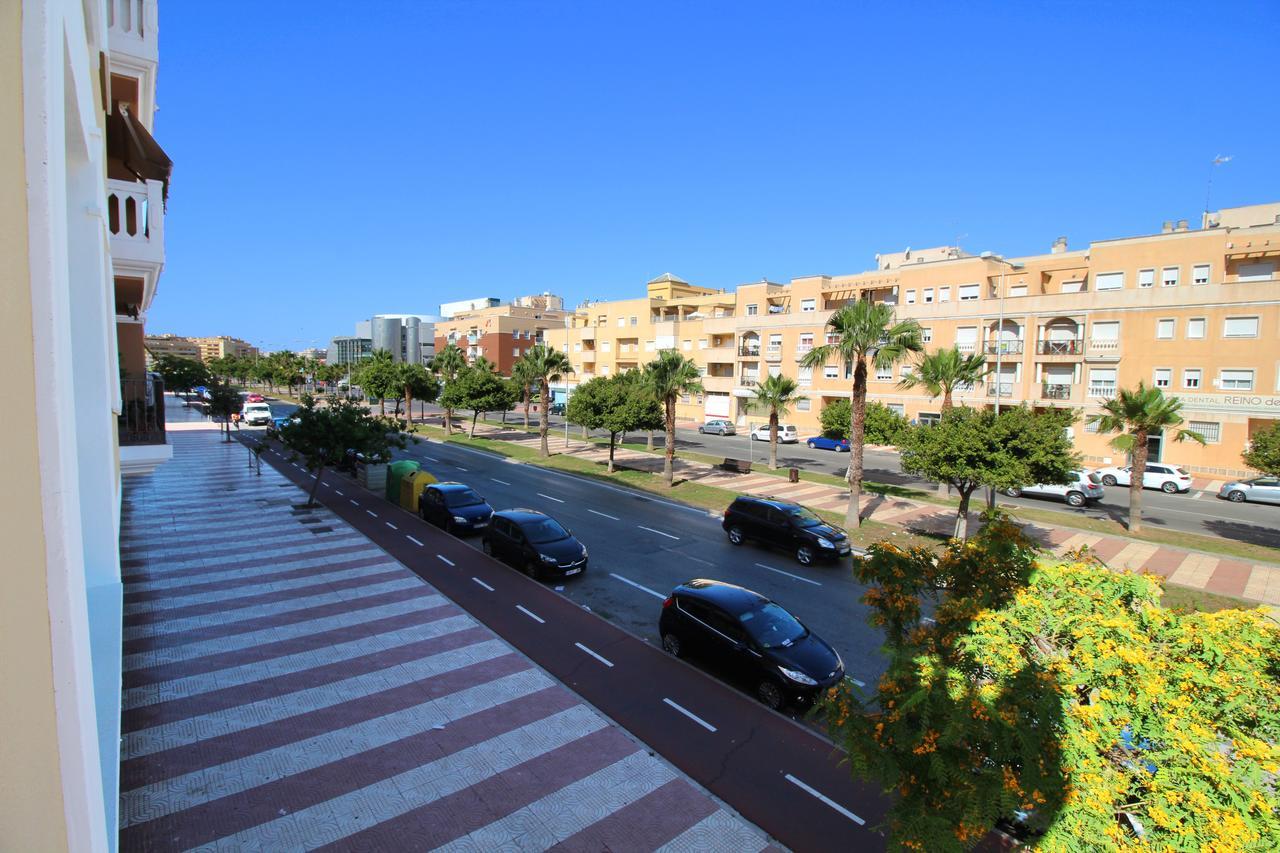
[419, 482, 494, 534]
[482, 509, 587, 579]
[721, 496, 852, 565]
[659, 579, 844, 709]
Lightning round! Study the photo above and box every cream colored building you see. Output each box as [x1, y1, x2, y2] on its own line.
[143, 332, 201, 361]
[190, 334, 259, 361]
[3, 1, 169, 849]
[545, 205, 1280, 477]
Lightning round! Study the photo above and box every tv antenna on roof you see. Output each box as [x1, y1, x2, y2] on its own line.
[1205, 155, 1232, 216]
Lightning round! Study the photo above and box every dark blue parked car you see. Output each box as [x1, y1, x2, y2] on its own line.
[805, 435, 850, 452]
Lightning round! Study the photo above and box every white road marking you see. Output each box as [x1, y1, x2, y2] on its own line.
[386, 522, 398, 531]
[685, 555, 714, 566]
[574, 642, 615, 668]
[437, 555, 455, 567]
[754, 562, 822, 586]
[335, 490, 345, 496]
[537, 492, 566, 504]
[588, 509, 620, 521]
[922, 616, 936, 624]
[609, 573, 666, 600]
[407, 536, 424, 547]
[662, 698, 716, 732]
[455, 466, 469, 472]
[349, 499, 359, 506]
[422, 455, 439, 462]
[472, 577, 494, 592]
[638, 525, 679, 540]
[784, 774, 865, 825]
[321, 483, 331, 489]
[848, 676, 867, 687]
[491, 478, 512, 486]
[366, 510, 378, 518]
[516, 605, 545, 624]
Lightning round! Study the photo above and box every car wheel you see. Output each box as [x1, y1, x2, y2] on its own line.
[1066, 491, 1086, 507]
[796, 545, 814, 566]
[662, 633, 683, 657]
[727, 526, 745, 546]
[1161, 481, 1179, 494]
[1228, 490, 1247, 503]
[1004, 488, 1022, 498]
[698, 427, 705, 434]
[1101, 475, 1117, 486]
[757, 680, 784, 710]
[807, 440, 816, 449]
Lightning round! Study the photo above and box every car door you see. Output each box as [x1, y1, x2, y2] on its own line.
[677, 598, 727, 659]
[491, 517, 517, 561]
[423, 488, 445, 525]
[765, 506, 796, 551]
[1144, 464, 1170, 488]
[703, 607, 759, 683]
[1253, 477, 1280, 505]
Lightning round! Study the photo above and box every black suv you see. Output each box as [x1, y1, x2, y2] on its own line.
[659, 579, 844, 709]
[419, 483, 494, 535]
[482, 509, 587, 579]
[722, 496, 852, 565]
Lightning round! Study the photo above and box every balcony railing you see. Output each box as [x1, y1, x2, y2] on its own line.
[1037, 339, 1084, 355]
[1041, 383, 1072, 400]
[986, 382, 1015, 397]
[1088, 383, 1117, 399]
[1087, 339, 1120, 355]
[739, 377, 759, 388]
[118, 377, 166, 446]
[956, 342, 977, 354]
[794, 345, 813, 360]
[985, 340, 1024, 355]
[737, 345, 761, 357]
[764, 347, 783, 362]
[106, 178, 165, 268]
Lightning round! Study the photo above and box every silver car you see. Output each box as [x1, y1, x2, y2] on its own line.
[1004, 471, 1105, 507]
[698, 419, 736, 436]
[1218, 476, 1280, 505]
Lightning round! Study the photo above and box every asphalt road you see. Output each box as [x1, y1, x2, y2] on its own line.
[248, 434, 893, 850]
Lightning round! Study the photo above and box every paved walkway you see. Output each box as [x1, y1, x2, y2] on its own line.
[118, 414, 775, 850]
[424, 417, 1280, 608]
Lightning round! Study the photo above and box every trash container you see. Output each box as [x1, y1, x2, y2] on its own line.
[789, 467, 800, 483]
[400, 470, 438, 513]
[358, 461, 387, 492]
[386, 460, 421, 503]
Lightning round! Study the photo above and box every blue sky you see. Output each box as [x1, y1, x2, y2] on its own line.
[148, 1, 1279, 352]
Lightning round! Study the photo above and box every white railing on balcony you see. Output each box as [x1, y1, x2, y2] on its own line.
[1088, 383, 1117, 399]
[107, 0, 158, 61]
[764, 346, 783, 361]
[1088, 339, 1119, 355]
[985, 382, 1015, 397]
[106, 178, 164, 268]
[955, 342, 977, 354]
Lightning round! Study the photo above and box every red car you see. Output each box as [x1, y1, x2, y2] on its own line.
[246, 393, 264, 403]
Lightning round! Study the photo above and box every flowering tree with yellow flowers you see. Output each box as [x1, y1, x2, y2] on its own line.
[821, 516, 1280, 851]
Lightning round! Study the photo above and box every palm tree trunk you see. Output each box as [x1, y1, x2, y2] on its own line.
[307, 466, 325, 507]
[847, 360, 869, 528]
[539, 379, 550, 456]
[443, 407, 453, 434]
[663, 399, 676, 486]
[769, 411, 779, 470]
[523, 391, 530, 430]
[647, 430, 654, 451]
[937, 389, 952, 496]
[1129, 430, 1148, 533]
[405, 388, 413, 428]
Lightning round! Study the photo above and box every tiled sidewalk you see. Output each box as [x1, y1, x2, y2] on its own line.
[118, 422, 774, 851]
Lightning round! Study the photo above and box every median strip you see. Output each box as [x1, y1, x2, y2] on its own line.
[662, 698, 716, 732]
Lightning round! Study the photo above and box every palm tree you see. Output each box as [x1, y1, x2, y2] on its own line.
[522, 345, 573, 456]
[801, 301, 923, 528]
[751, 374, 807, 470]
[430, 344, 466, 432]
[644, 350, 703, 486]
[511, 356, 536, 430]
[897, 347, 989, 412]
[1087, 383, 1205, 533]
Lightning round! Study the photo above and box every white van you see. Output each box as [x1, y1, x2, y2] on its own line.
[242, 402, 273, 426]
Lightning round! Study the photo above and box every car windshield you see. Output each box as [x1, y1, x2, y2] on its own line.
[787, 507, 824, 528]
[521, 518, 569, 544]
[445, 489, 484, 508]
[739, 603, 808, 649]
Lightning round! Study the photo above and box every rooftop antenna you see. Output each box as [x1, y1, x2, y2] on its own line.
[1205, 155, 1232, 217]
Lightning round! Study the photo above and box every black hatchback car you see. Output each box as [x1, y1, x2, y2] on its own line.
[482, 509, 587, 579]
[659, 579, 844, 709]
[419, 483, 494, 535]
[722, 496, 852, 565]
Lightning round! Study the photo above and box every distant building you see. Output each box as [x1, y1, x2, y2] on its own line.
[328, 336, 373, 366]
[434, 302, 572, 374]
[144, 333, 201, 363]
[189, 335, 259, 362]
[440, 296, 500, 319]
[299, 347, 326, 362]
[512, 292, 565, 311]
[365, 314, 438, 364]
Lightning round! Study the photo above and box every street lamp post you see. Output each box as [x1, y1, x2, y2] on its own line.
[983, 254, 1025, 509]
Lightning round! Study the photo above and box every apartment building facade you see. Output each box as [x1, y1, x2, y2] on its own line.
[190, 334, 258, 361]
[433, 300, 572, 374]
[3, 1, 170, 849]
[545, 205, 1280, 477]
[143, 332, 201, 361]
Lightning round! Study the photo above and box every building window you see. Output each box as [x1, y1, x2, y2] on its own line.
[801, 298, 816, 312]
[1095, 272, 1124, 291]
[824, 365, 839, 380]
[1237, 261, 1275, 281]
[959, 284, 980, 301]
[512, 330, 520, 339]
[921, 327, 932, 343]
[887, 403, 905, 416]
[918, 412, 941, 426]
[1187, 318, 1205, 339]
[1223, 316, 1259, 338]
[1061, 280, 1085, 293]
[1156, 319, 1175, 339]
[905, 290, 916, 305]
[923, 288, 934, 304]
[1088, 368, 1117, 397]
[600, 364, 610, 375]
[1183, 368, 1201, 389]
[747, 304, 758, 315]
[899, 364, 913, 380]
[601, 341, 611, 352]
[796, 399, 811, 412]
[1219, 369, 1254, 390]
[1189, 421, 1220, 443]
[1193, 264, 1210, 285]
[631, 316, 638, 326]
[1153, 368, 1171, 388]
[513, 347, 521, 357]
[875, 365, 892, 381]
[598, 315, 607, 326]
[825, 333, 839, 346]
[617, 317, 626, 328]
[1085, 419, 1100, 433]
[798, 333, 813, 354]
[798, 366, 813, 385]
[698, 339, 708, 349]
[1162, 267, 1179, 288]
[1009, 285, 1028, 297]
[1138, 269, 1155, 288]
[938, 286, 951, 302]
[680, 394, 690, 404]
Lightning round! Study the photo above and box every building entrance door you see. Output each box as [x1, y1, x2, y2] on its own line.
[1146, 432, 1163, 463]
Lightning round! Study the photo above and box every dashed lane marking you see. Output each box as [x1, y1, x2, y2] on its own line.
[754, 562, 822, 587]
[588, 509, 620, 521]
[662, 698, 716, 732]
[609, 573, 666, 600]
[784, 774, 865, 825]
[437, 555, 455, 567]
[335, 490, 345, 496]
[686, 555, 714, 566]
[407, 536, 424, 547]
[491, 478, 512, 486]
[349, 499, 359, 507]
[537, 492, 566, 504]
[386, 522, 398, 531]
[472, 577, 494, 592]
[421, 455, 439, 462]
[638, 525, 679, 540]
[575, 642, 614, 668]
[516, 604, 545, 624]
[366, 510, 378, 518]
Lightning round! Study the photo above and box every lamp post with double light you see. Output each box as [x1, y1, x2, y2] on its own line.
[980, 253, 1025, 509]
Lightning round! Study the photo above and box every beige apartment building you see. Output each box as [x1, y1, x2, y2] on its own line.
[545, 203, 1280, 477]
[433, 300, 573, 374]
[143, 332, 201, 361]
[143, 333, 258, 363]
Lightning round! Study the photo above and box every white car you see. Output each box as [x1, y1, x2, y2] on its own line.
[750, 424, 798, 443]
[1004, 471, 1105, 507]
[242, 402, 273, 426]
[1094, 463, 1192, 494]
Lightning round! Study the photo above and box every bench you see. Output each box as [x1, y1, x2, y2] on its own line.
[721, 458, 752, 474]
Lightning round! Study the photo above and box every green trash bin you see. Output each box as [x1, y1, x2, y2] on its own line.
[386, 460, 421, 503]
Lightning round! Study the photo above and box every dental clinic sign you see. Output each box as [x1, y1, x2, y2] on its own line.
[1173, 393, 1280, 415]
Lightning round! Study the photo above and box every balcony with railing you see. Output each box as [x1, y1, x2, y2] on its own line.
[737, 345, 761, 358]
[701, 374, 735, 393]
[118, 376, 172, 475]
[764, 346, 783, 362]
[1086, 339, 1121, 360]
[985, 382, 1015, 398]
[1087, 383, 1117, 399]
[107, 178, 165, 272]
[956, 342, 977, 354]
[1041, 383, 1073, 400]
[985, 340, 1023, 355]
[1036, 339, 1084, 356]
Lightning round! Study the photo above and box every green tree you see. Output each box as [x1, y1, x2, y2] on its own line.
[566, 372, 664, 473]
[1242, 420, 1280, 476]
[279, 396, 407, 507]
[1087, 384, 1205, 533]
[750, 374, 807, 470]
[153, 355, 210, 400]
[823, 400, 909, 446]
[801, 301, 923, 527]
[898, 406, 1078, 539]
[205, 380, 243, 442]
[820, 398, 852, 440]
[430, 343, 467, 433]
[440, 365, 519, 437]
[821, 518, 1280, 851]
[353, 350, 399, 415]
[521, 345, 573, 457]
[643, 350, 703, 486]
[897, 347, 989, 412]
[511, 356, 537, 430]
[395, 362, 438, 427]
